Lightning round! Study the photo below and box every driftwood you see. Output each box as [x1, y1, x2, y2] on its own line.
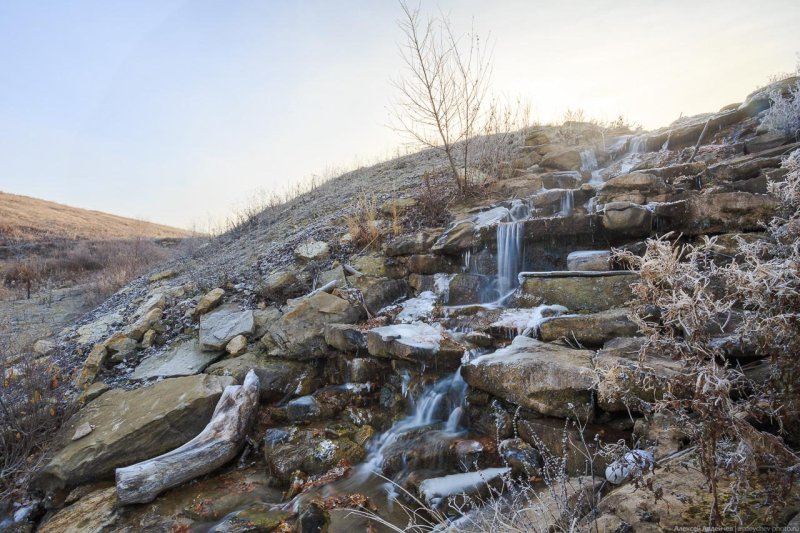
[307, 279, 338, 298]
[115, 370, 260, 504]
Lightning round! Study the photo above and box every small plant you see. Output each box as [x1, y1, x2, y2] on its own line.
[760, 60, 800, 139]
[344, 192, 383, 250]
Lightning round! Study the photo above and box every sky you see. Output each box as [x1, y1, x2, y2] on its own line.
[0, 1, 798, 230]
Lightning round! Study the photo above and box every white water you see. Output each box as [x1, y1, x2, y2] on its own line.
[496, 221, 524, 298]
[356, 369, 469, 481]
[628, 135, 646, 154]
[580, 149, 598, 172]
[559, 189, 574, 217]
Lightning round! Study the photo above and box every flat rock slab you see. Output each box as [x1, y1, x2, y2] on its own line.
[205, 352, 318, 402]
[539, 308, 638, 347]
[33, 374, 233, 493]
[131, 340, 221, 380]
[518, 271, 638, 313]
[462, 335, 595, 418]
[199, 305, 255, 351]
[366, 323, 463, 371]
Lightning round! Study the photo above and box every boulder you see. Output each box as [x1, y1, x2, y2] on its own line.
[263, 291, 361, 359]
[324, 323, 367, 353]
[381, 197, 417, 216]
[34, 374, 233, 493]
[601, 202, 653, 236]
[597, 173, 669, 204]
[253, 307, 282, 337]
[199, 305, 255, 351]
[265, 429, 366, 483]
[74, 343, 109, 390]
[462, 336, 596, 418]
[33, 339, 56, 355]
[539, 171, 582, 189]
[105, 333, 137, 363]
[126, 307, 162, 341]
[135, 292, 167, 320]
[385, 230, 440, 256]
[75, 312, 123, 345]
[407, 254, 458, 275]
[518, 271, 637, 313]
[294, 240, 329, 263]
[541, 148, 582, 171]
[539, 308, 638, 347]
[205, 352, 317, 402]
[566, 250, 611, 271]
[258, 269, 306, 302]
[37, 487, 119, 533]
[225, 334, 248, 356]
[131, 340, 221, 380]
[193, 287, 224, 318]
[350, 276, 408, 315]
[432, 207, 510, 254]
[681, 192, 777, 235]
[366, 323, 463, 370]
[447, 274, 484, 305]
[348, 253, 407, 278]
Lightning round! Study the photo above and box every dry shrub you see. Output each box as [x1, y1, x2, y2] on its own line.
[610, 149, 800, 525]
[344, 193, 383, 250]
[0, 319, 73, 501]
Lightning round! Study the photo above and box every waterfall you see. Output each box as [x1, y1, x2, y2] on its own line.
[496, 221, 524, 298]
[559, 189, 574, 217]
[579, 149, 598, 172]
[628, 135, 646, 154]
[356, 369, 469, 479]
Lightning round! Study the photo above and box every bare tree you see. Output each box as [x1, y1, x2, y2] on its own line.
[392, 2, 492, 193]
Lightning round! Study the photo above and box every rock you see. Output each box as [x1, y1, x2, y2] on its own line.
[294, 240, 330, 263]
[75, 312, 123, 345]
[499, 438, 542, 477]
[37, 487, 118, 533]
[264, 291, 361, 359]
[447, 274, 484, 305]
[462, 336, 595, 418]
[407, 254, 458, 275]
[566, 250, 611, 271]
[381, 197, 417, 216]
[71, 422, 94, 441]
[104, 333, 137, 362]
[135, 292, 167, 320]
[205, 353, 317, 402]
[432, 207, 510, 254]
[366, 323, 463, 370]
[211, 502, 293, 532]
[605, 450, 654, 485]
[418, 467, 510, 509]
[141, 329, 157, 349]
[131, 339, 222, 380]
[74, 343, 109, 390]
[34, 374, 233, 493]
[681, 192, 777, 235]
[349, 254, 408, 278]
[253, 307, 282, 337]
[126, 306, 162, 341]
[193, 287, 225, 318]
[225, 335, 248, 356]
[33, 339, 55, 355]
[385, 230, 440, 256]
[539, 308, 638, 347]
[518, 271, 637, 313]
[199, 306, 255, 351]
[350, 276, 408, 315]
[324, 323, 367, 353]
[286, 395, 322, 423]
[601, 202, 653, 236]
[541, 148, 582, 171]
[598, 173, 669, 204]
[265, 430, 366, 483]
[539, 171, 582, 189]
[148, 269, 179, 283]
[258, 269, 305, 302]
[78, 381, 110, 404]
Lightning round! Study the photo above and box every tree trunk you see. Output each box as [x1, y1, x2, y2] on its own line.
[115, 370, 260, 504]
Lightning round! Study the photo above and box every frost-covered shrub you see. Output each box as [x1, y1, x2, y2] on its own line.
[761, 75, 800, 139]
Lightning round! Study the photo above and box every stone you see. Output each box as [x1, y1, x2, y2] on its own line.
[286, 395, 323, 423]
[135, 292, 167, 320]
[431, 207, 510, 254]
[447, 274, 484, 305]
[211, 503, 292, 532]
[385, 230, 440, 256]
[141, 329, 157, 349]
[74, 343, 109, 390]
[597, 173, 669, 204]
[294, 240, 330, 262]
[407, 254, 458, 275]
[265, 429, 366, 483]
[193, 287, 224, 318]
[349, 253, 407, 278]
[199, 305, 255, 351]
[253, 307, 282, 337]
[131, 340, 222, 380]
[324, 323, 367, 353]
[78, 381, 110, 404]
[71, 422, 94, 441]
[680, 192, 777, 235]
[126, 306, 162, 341]
[499, 438, 542, 477]
[366, 323, 463, 370]
[518, 271, 638, 313]
[263, 291, 362, 359]
[148, 269, 179, 283]
[539, 171, 582, 189]
[601, 202, 653, 236]
[259, 269, 304, 301]
[34, 374, 233, 493]
[318, 265, 348, 287]
[566, 250, 611, 271]
[37, 487, 119, 533]
[205, 353, 317, 402]
[380, 197, 417, 216]
[75, 312, 123, 345]
[104, 333, 137, 362]
[540, 148, 582, 171]
[462, 336, 596, 418]
[225, 334, 248, 356]
[350, 276, 408, 315]
[33, 339, 55, 355]
[539, 308, 638, 347]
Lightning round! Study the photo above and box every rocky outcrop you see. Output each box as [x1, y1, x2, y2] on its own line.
[462, 336, 596, 418]
[518, 271, 637, 313]
[539, 308, 638, 347]
[366, 323, 463, 370]
[205, 352, 318, 401]
[199, 305, 255, 351]
[131, 339, 221, 380]
[34, 374, 233, 493]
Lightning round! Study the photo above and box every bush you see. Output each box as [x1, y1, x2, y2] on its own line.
[760, 69, 800, 139]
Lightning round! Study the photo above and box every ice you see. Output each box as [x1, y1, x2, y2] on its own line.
[490, 304, 568, 337]
[419, 467, 510, 506]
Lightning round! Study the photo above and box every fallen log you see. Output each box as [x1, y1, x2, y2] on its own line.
[115, 370, 260, 504]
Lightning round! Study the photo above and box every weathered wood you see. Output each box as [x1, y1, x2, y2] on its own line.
[115, 370, 260, 504]
[307, 279, 338, 297]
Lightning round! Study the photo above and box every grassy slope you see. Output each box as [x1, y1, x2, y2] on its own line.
[0, 191, 191, 242]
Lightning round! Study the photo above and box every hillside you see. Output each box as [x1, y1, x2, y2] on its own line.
[0, 191, 191, 243]
[3, 75, 800, 530]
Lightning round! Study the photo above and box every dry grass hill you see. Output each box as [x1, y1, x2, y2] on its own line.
[0, 191, 191, 243]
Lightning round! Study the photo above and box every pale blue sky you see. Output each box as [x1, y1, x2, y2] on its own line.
[1, 1, 798, 229]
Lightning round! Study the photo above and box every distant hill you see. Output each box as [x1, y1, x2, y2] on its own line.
[0, 191, 191, 243]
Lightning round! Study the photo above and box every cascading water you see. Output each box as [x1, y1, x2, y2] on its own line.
[579, 149, 598, 172]
[559, 189, 574, 217]
[496, 221, 524, 298]
[628, 135, 646, 154]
